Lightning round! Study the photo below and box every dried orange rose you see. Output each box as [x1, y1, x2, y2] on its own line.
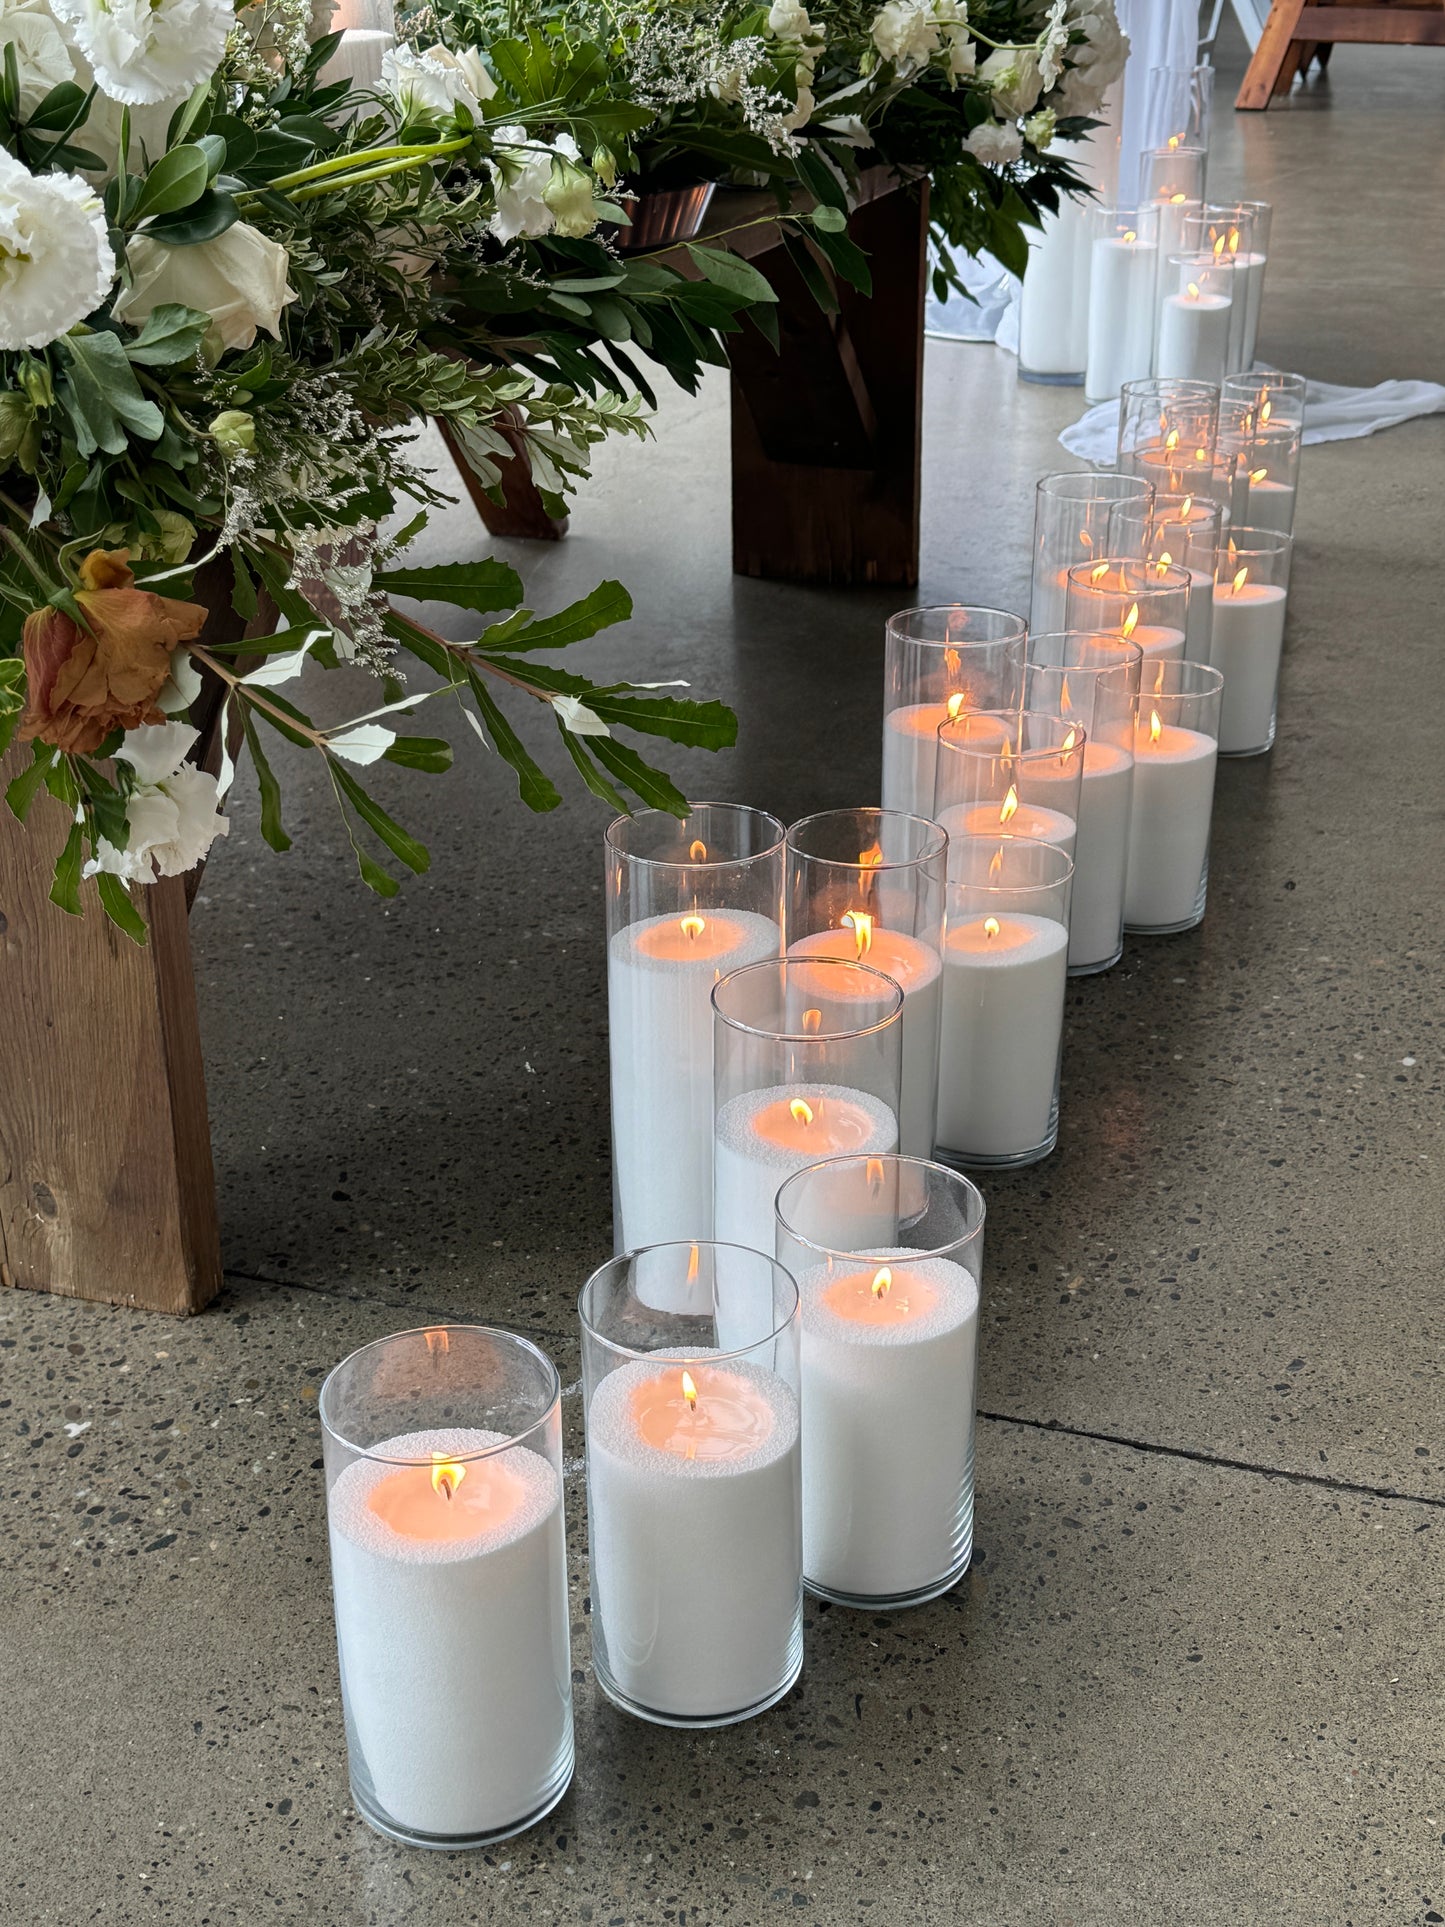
[19, 549, 208, 755]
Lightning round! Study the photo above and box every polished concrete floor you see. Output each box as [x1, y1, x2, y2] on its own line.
[4, 28, 1443, 1927]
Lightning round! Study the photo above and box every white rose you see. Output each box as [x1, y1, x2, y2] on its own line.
[768, 0, 811, 38]
[871, 0, 939, 74]
[541, 135, 602, 239]
[83, 764, 229, 883]
[49, 0, 231, 105]
[382, 42, 495, 123]
[964, 120, 1024, 166]
[0, 149, 115, 351]
[0, 0, 76, 114]
[944, 28, 976, 79]
[978, 44, 1044, 117]
[486, 126, 558, 244]
[115, 222, 297, 357]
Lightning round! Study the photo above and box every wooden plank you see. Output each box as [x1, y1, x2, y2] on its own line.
[1236, 0, 1309, 106]
[437, 412, 567, 544]
[1296, 5, 1445, 40]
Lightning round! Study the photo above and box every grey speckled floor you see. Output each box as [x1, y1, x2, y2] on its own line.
[4, 24, 1444, 1927]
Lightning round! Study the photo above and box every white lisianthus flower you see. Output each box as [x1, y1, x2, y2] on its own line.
[0, 150, 115, 351]
[83, 764, 229, 883]
[115, 222, 297, 358]
[381, 42, 495, 123]
[486, 126, 559, 244]
[1024, 107, 1057, 149]
[871, 0, 939, 73]
[978, 44, 1044, 117]
[541, 134, 602, 239]
[50, 0, 231, 105]
[964, 120, 1024, 165]
[1038, 0, 1070, 88]
[1055, 1, 1128, 115]
[115, 719, 200, 786]
[768, 0, 811, 38]
[0, 0, 77, 114]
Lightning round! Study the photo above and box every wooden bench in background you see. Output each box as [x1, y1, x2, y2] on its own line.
[1237, 0, 1445, 108]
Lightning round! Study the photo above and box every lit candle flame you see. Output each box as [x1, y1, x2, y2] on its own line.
[791, 1097, 814, 1126]
[1250, 466, 1268, 484]
[1150, 709, 1163, 745]
[681, 1369, 698, 1411]
[1060, 726, 1078, 759]
[1169, 192, 1187, 205]
[431, 1452, 465, 1502]
[871, 1266, 892, 1300]
[1157, 550, 1173, 571]
[1167, 133, 1181, 150]
[1260, 400, 1272, 425]
[1165, 429, 1180, 452]
[1123, 228, 1137, 244]
[999, 785, 1019, 825]
[1228, 227, 1240, 253]
[1213, 234, 1225, 258]
[680, 913, 706, 941]
[801, 1008, 822, 1035]
[1187, 281, 1201, 299]
[1231, 564, 1249, 595]
[983, 915, 1000, 939]
[689, 838, 707, 863]
[946, 691, 966, 721]
[686, 1242, 700, 1286]
[1194, 446, 1208, 464]
[1180, 495, 1194, 519]
[1090, 561, 1109, 585]
[1121, 603, 1140, 641]
[842, 908, 874, 959]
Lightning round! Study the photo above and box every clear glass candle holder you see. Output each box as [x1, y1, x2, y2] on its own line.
[320, 1326, 573, 1850]
[934, 708, 1085, 876]
[935, 834, 1074, 1169]
[1213, 527, 1293, 756]
[1138, 143, 1206, 211]
[606, 803, 785, 1255]
[1217, 397, 1301, 541]
[1066, 557, 1192, 666]
[1142, 71, 1201, 158]
[1117, 377, 1219, 497]
[1017, 197, 1091, 385]
[784, 808, 946, 1163]
[579, 1243, 802, 1726]
[1125, 659, 1225, 934]
[1192, 202, 1266, 372]
[774, 1154, 985, 1609]
[1024, 632, 1143, 975]
[1236, 198, 1273, 358]
[1030, 471, 1154, 639]
[1084, 204, 1160, 404]
[712, 957, 903, 1260]
[1221, 367, 1306, 433]
[1109, 490, 1227, 665]
[1155, 250, 1235, 388]
[881, 606, 1028, 818]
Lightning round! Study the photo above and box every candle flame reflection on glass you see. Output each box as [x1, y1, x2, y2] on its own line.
[801, 1008, 822, 1035]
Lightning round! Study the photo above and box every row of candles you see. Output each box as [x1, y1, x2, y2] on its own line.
[316, 366, 1305, 1852]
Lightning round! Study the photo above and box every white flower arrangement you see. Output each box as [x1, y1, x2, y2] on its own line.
[0, 149, 115, 351]
[49, 0, 232, 105]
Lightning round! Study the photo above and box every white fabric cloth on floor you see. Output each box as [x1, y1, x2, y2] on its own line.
[1056, 376, 1445, 464]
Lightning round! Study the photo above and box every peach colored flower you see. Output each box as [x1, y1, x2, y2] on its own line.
[19, 549, 207, 754]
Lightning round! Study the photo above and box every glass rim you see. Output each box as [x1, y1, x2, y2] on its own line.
[945, 832, 1076, 893]
[884, 604, 1028, 648]
[605, 801, 787, 872]
[318, 1323, 561, 1467]
[1026, 632, 1146, 675]
[1116, 492, 1226, 531]
[785, 806, 947, 872]
[1140, 659, 1226, 700]
[1066, 558, 1194, 596]
[937, 707, 1088, 762]
[1119, 376, 1220, 402]
[711, 955, 905, 1040]
[578, 1241, 800, 1362]
[1220, 527, 1294, 558]
[773, 1152, 986, 1259]
[1035, 470, 1154, 502]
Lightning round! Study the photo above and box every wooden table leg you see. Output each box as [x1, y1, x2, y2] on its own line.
[439, 412, 568, 543]
[1236, 0, 1309, 107]
[728, 182, 927, 587]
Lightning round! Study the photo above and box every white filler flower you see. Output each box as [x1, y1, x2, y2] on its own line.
[50, 0, 231, 105]
[83, 763, 229, 882]
[0, 150, 115, 351]
[116, 222, 297, 356]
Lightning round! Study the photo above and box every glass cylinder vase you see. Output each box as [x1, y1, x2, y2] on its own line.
[1084, 204, 1160, 404]
[935, 834, 1074, 1169]
[784, 807, 946, 1163]
[1212, 527, 1293, 756]
[1109, 490, 1228, 665]
[712, 957, 903, 1259]
[1066, 557, 1192, 666]
[1030, 471, 1154, 639]
[320, 1325, 573, 1849]
[580, 1243, 802, 1726]
[1221, 366, 1306, 432]
[1155, 250, 1235, 389]
[774, 1154, 985, 1608]
[1217, 396, 1301, 541]
[606, 803, 785, 1254]
[1116, 377, 1219, 497]
[933, 708, 1085, 872]
[881, 605, 1028, 818]
[1125, 659, 1225, 933]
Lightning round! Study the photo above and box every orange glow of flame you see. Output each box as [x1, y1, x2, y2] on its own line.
[1261, 400, 1272, 425]
[790, 1097, 815, 1127]
[866, 1156, 885, 1189]
[1153, 660, 1167, 697]
[842, 908, 874, 958]
[943, 645, 961, 676]
[1194, 446, 1208, 464]
[871, 1266, 892, 1300]
[999, 785, 1019, 826]
[431, 1452, 465, 1502]
[680, 913, 706, 941]
[424, 1328, 450, 1356]
[689, 839, 707, 863]
[686, 1242, 700, 1286]
[1079, 526, 1093, 548]
[1228, 227, 1241, 253]
[1213, 234, 1226, 258]
[946, 691, 966, 722]
[1059, 674, 1072, 713]
[681, 1369, 698, 1410]
[1231, 565, 1249, 595]
[983, 915, 1000, 939]
[1121, 603, 1140, 641]
[1250, 466, 1268, 484]
[988, 847, 1004, 881]
[801, 1008, 822, 1035]
[1165, 429, 1180, 452]
[1149, 709, 1163, 745]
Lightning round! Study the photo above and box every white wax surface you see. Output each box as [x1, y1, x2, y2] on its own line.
[939, 801, 1077, 877]
[1129, 622, 1187, 665]
[882, 702, 948, 818]
[1019, 201, 1089, 375]
[1212, 581, 1288, 752]
[1233, 253, 1267, 372]
[1086, 235, 1157, 404]
[714, 1083, 898, 1260]
[936, 913, 1068, 1160]
[1068, 741, 1133, 970]
[798, 1251, 979, 1599]
[608, 909, 781, 1251]
[1124, 725, 1218, 929]
[1156, 290, 1231, 386]
[787, 930, 942, 1160]
[1241, 477, 1296, 537]
[328, 1428, 570, 1839]
[587, 1354, 801, 1719]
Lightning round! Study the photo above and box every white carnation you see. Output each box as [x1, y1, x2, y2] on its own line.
[115, 222, 297, 357]
[0, 150, 115, 351]
[382, 42, 496, 122]
[115, 719, 199, 786]
[964, 120, 1024, 166]
[83, 764, 229, 883]
[50, 0, 231, 105]
[0, 0, 76, 114]
[871, 0, 940, 73]
[486, 126, 558, 244]
[1038, 0, 1069, 88]
[978, 44, 1044, 117]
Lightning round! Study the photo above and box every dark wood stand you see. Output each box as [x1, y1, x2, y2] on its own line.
[1237, 0, 1445, 108]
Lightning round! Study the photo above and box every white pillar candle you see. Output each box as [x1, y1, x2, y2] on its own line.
[1212, 579, 1288, 753]
[1018, 202, 1089, 377]
[1086, 233, 1157, 404]
[1182, 566, 1215, 664]
[787, 930, 941, 1161]
[797, 1252, 978, 1600]
[1123, 612, 1187, 665]
[1240, 475, 1296, 536]
[1156, 285, 1232, 386]
[609, 909, 781, 1249]
[1124, 715, 1218, 929]
[328, 1428, 570, 1840]
[936, 913, 1068, 1160]
[714, 1083, 898, 1258]
[1234, 252, 1267, 371]
[1067, 741, 1133, 970]
[938, 798, 1076, 866]
[883, 704, 1010, 818]
[587, 1355, 800, 1719]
